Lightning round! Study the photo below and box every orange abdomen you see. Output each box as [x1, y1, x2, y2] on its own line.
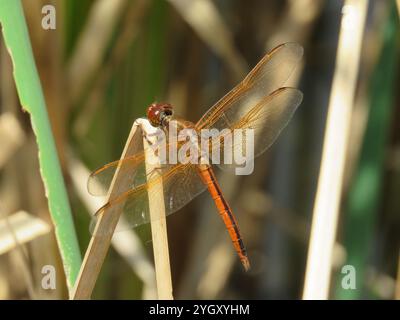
[198, 165, 250, 271]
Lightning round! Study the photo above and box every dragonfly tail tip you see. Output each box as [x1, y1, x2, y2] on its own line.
[242, 258, 251, 272]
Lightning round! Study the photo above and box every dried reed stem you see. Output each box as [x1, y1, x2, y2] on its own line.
[68, 157, 157, 299]
[303, 0, 368, 299]
[71, 121, 144, 299]
[140, 119, 173, 300]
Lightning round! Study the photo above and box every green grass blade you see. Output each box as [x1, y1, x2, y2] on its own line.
[0, 0, 81, 290]
[335, 3, 400, 299]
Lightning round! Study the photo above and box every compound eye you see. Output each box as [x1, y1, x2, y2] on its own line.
[146, 102, 174, 127]
[149, 117, 160, 127]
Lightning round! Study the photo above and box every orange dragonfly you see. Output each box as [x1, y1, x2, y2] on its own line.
[88, 42, 303, 271]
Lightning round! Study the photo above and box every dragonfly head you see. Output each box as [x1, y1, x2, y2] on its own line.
[147, 102, 174, 127]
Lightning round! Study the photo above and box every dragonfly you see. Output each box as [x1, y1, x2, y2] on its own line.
[88, 42, 303, 271]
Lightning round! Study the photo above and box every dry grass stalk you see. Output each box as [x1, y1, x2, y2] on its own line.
[303, 0, 368, 299]
[139, 119, 173, 300]
[0, 211, 50, 255]
[68, 156, 157, 299]
[167, 0, 247, 80]
[67, 0, 128, 100]
[71, 119, 173, 299]
[71, 121, 144, 299]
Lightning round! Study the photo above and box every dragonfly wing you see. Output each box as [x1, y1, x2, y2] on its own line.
[196, 42, 303, 130]
[87, 133, 182, 197]
[205, 87, 303, 170]
[90, 163, 207, 236]
[87, 153, 147, 196]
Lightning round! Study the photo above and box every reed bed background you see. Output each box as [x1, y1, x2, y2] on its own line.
[0, 0, 399, 299]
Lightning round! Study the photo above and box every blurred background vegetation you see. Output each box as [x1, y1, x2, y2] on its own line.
[0, 0, 399, 299]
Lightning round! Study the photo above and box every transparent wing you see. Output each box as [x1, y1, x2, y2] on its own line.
[196, 42, 303, 130]
[87, 135, 190, 197]
[90, 163, 206, 236]
[204, 87, 303, 170]
[87, 154, 143, 197]
[87, 152, 147, 197]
